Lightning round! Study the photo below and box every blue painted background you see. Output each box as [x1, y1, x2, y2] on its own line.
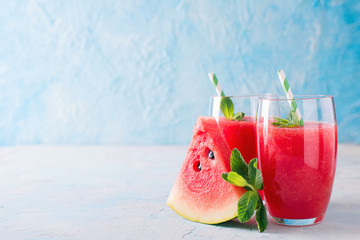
[0, 0, 359, 145]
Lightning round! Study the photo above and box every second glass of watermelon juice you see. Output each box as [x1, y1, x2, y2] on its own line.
[257, 95, 337, 226]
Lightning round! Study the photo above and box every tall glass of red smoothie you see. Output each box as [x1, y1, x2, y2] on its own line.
[257, 95, 337, 226]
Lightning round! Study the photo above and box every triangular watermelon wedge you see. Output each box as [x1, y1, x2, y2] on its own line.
[167, 116, 246, 224]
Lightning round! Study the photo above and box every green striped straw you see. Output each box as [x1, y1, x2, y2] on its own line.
[208, 72, 225, 96]
[277, 70, 304, 126]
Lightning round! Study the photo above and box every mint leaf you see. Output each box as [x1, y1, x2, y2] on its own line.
[222, 148, 268, 232]
[233, 112, 245, 121]
[227, 171, 249, 187]
[287, 110, 300, 124]
[271, 110, 303, 128]
[272, 117, 289, 124]
[222, 172, 250, 188]
[255, 203, 268, 232]
[237, 191, 258, 223]
[248, 158, 263, 190]
[221, 173, 229, 182]
[230, 148, 249, 182]
[220, 97, 234, 119]
[220, 97, 246, 121]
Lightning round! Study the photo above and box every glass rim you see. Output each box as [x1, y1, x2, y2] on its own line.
[258, 94, 334, 101]
[210, 93, 277, 99]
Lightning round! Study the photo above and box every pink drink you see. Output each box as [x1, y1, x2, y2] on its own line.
[217, 116, 257, 163]
[218, 116, 263, 198]
[258, 122, 337, 220]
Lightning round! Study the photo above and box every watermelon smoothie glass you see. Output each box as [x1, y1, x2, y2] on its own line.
[257, 95, 337, 226]
[210, 95, 276, 199]
[210, 95, 264, 163]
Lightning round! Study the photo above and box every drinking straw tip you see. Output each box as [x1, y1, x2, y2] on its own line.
[208, 72, 225, 97]
[277, 70, 304, 125]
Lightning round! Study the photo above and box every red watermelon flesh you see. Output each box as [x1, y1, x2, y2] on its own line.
[167, 116, 246, 224]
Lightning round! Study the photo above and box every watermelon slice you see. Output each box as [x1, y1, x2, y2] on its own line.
[167, 116, 246, 224]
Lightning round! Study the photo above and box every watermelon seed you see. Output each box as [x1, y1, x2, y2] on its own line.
[193, 161, 202, 172]
[208, 150, 214, 160]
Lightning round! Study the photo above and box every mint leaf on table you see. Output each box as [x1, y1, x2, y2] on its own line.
[271, 110, 303, 128]
[220, 97, 245, 121]
[222, 148, 268, 232]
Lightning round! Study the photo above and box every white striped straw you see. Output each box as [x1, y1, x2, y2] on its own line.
[277, 70, 304, 126]
[208, 72, 225, 96]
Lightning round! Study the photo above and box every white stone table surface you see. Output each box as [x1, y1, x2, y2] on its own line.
[0, 144, 359, 239]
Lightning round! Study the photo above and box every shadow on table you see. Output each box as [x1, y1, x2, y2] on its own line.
[215, 200, 360, 234]
[217, 218, 258, 231]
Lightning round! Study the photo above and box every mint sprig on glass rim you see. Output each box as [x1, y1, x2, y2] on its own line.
[222, 148, 268, 232]
[220, 97, 245, 121]
[271, 110, 304, 128]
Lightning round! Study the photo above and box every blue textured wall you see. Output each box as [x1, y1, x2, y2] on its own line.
[0, 0, 359, 145]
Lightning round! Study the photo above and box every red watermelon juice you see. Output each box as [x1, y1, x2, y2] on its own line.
[217, 116, 264, 198]
[258, 122, 337, 223]
[217, 116, 257, 163]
